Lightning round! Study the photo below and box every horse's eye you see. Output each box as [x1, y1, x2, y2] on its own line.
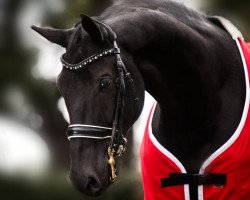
[99, 78, 112, 89]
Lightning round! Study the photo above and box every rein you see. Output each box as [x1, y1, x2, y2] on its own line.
[60, 20, 138, 182]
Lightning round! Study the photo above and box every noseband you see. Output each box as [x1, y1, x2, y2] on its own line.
[60, 19, 138, 182]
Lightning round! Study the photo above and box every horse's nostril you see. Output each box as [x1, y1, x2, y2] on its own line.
[86, 176, 101, 194]
[69, 170, 103, 196]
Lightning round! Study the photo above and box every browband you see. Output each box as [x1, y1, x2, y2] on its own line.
[61, 47, 120, 71]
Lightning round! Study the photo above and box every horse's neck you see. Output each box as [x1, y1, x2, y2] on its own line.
[116, 9, 246, 172]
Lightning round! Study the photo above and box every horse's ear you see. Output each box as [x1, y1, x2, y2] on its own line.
[31, 25, 73, 48]
[80, 14, 104, 43]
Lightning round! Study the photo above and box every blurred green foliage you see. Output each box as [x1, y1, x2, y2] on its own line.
[45, 0, 112, 28]
[205, 0, 250, 39]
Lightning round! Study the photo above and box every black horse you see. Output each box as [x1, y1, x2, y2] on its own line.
[32, 0, 249, 199]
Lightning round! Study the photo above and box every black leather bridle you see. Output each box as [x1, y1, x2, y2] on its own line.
[60, 19, 138, 182]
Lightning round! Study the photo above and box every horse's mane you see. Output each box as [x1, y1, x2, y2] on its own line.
[104, 0, 208, 28]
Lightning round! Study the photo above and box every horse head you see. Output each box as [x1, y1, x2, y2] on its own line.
[32, 14, 145, 196]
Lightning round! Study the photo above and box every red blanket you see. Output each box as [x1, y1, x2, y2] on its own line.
[140, 38, 250, 200]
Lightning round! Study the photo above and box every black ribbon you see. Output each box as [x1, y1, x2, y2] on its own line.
[161, 173, 226, 200]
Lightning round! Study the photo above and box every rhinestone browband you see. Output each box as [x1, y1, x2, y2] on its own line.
[61, 47, 120, 71]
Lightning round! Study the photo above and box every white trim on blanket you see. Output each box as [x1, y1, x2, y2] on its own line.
[148, 103, 190, 200]
[198, 38, 250, 200]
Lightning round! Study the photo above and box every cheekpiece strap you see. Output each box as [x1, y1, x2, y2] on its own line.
[61, 47, 120, 71]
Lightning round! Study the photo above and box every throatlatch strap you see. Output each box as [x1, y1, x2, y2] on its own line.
[161, 173, 226, 200]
